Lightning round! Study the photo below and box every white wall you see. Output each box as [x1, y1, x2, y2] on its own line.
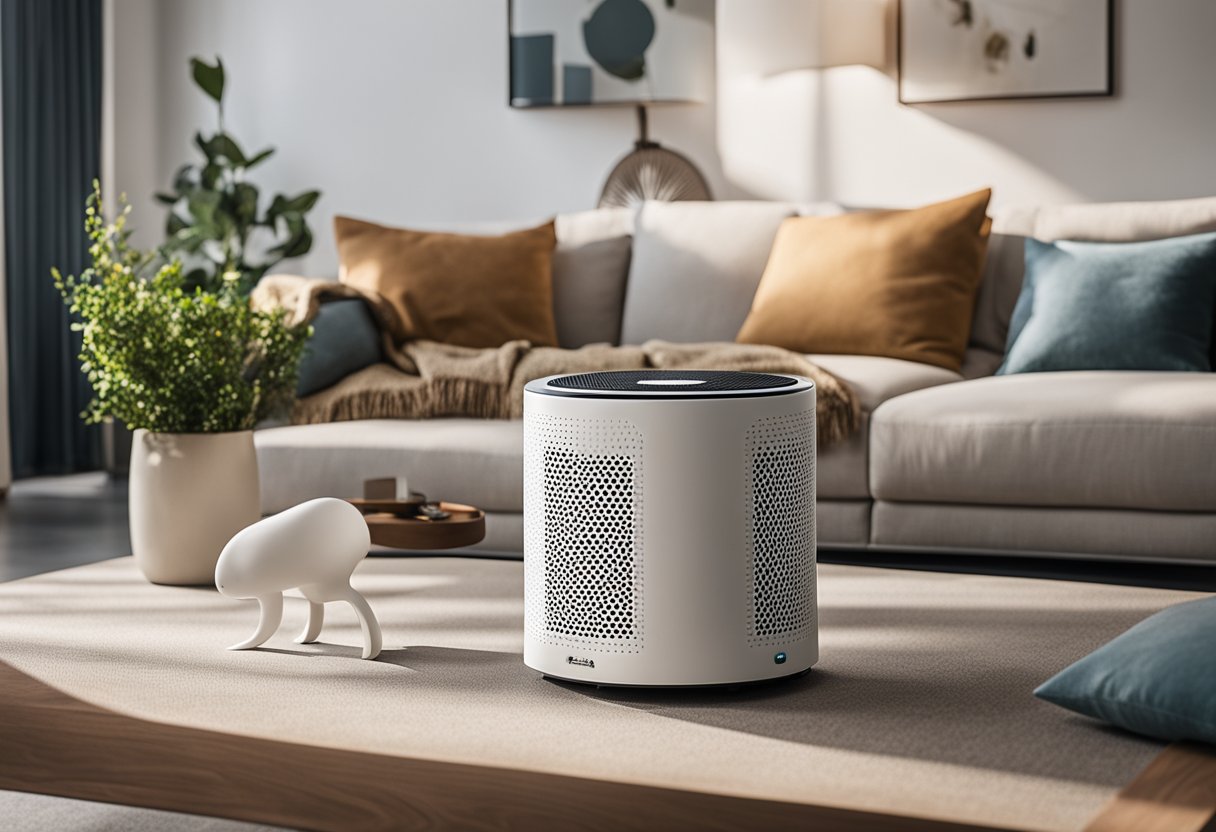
[110, 0, 736, 275]
[110, 0, 1216, 275]
[718, 0, 1216, 212]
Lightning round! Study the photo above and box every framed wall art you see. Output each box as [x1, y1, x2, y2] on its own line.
[508, 0, 713, 108]
[898, 0, 1114, 104]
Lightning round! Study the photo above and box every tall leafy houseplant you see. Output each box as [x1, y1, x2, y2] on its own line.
[55, 184, 310, 586]
[157, 57, 321, 295]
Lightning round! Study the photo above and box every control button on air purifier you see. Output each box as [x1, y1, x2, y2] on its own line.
[774, 652, 788, 665]
[636, 379, 706, 386]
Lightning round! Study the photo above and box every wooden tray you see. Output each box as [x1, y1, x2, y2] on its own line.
[347, 500, 486, 551]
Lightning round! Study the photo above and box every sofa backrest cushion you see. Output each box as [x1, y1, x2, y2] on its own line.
[997, 196, 1216, 243]
[619, 201, 842, 345]
[551, 208, 635, 348]
[966, 231, 1026, 367]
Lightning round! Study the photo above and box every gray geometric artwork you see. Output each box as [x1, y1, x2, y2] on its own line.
[509, 0, 713, 107]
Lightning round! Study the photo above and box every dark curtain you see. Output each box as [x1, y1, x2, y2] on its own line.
[2, 0, 103, 477]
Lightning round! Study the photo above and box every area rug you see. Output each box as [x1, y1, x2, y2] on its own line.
[0, 557, 1206, 831]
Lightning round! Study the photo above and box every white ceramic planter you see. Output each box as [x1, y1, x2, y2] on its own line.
[129, 429, 261, 586]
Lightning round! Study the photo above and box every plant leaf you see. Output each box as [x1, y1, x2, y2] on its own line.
[172, 164, 199, 192]
[191, 57, 225, 104]
[203, 133, 248, 166]
[245, 147, 275, 168]
[281, 190, 321, 213]
[232, 182, 260, 225]
[269, 226, 313, 258]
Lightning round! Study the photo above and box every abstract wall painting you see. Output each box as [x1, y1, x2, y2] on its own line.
[509, 0, 713, 108]
[898, 0, 1113, 104]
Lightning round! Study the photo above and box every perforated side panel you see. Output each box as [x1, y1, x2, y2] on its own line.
[524, 413, 644, 652]
[744, 411, 816, 645]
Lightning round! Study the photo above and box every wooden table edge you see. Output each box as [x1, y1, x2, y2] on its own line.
[0, 660, 1010, 832]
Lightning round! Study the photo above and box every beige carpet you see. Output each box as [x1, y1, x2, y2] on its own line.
[0, 557, 1204, 832]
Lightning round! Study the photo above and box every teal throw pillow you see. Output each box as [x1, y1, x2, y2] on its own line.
[297, 299, 383, 396]
[998, 233, 1216, 374]
[1035, 597, 1216, 744]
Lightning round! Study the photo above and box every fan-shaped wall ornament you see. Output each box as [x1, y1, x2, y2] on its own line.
[598, 106, 711, 208]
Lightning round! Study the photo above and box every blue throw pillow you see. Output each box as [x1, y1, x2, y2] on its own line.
[296, 299, 383, 396]
[998, 233, 1216, 375]
[1035, 597, 1216, 744]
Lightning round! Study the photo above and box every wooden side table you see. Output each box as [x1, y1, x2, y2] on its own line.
[346, 499, 486, 551]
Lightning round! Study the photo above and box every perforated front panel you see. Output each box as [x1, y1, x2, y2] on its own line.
[524, 413, 644, 652]
[744, 411, 816, 645]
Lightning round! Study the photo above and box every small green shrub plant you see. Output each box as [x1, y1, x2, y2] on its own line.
[54, 182, 309, 434]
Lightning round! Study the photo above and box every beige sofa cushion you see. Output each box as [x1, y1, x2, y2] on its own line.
[809, 355, 963, 499]
[872, 503, 1216, 563]
[621, 201, 843, 344]
[871, 372, 1216, 512]
[256, 419, 524, 514]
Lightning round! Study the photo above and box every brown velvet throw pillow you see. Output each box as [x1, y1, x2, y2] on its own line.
[335, 216, 559, 348]
[737, 189, 993, 371]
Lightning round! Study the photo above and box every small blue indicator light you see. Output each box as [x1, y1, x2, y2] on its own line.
[774, 652, 787, 665]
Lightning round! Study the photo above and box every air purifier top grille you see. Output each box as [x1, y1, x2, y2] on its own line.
[531, 370, 810, 399]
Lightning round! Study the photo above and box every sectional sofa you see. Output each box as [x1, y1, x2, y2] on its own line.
[255, 196, 1216, 565]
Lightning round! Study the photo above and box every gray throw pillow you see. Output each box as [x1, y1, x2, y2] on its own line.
[1035, 597, 1216, 744]
[296, 299, 382, 396]
[552, 236, 632, 348]
[999, 233, 1216, 375]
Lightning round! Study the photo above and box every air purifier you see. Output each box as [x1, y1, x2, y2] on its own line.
[523, 369, 818, 687]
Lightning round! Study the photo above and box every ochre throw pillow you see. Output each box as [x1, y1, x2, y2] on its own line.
[335, 216, 559, 348]
[737, 189, 993, 371]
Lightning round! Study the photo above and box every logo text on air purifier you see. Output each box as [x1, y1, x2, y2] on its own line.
[566, 656, 595, 668]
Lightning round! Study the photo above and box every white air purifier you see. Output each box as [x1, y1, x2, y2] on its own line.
[523, 370, 818, 687]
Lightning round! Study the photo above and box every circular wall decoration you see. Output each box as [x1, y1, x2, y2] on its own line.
[582, 0, 656, 81]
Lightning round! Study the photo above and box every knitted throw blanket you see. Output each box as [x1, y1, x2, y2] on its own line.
[253, 277, 861, 448]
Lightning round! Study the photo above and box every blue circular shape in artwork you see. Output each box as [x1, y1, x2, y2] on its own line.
[583, 0, 656, 82]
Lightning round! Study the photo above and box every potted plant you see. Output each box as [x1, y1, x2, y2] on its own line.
[101, 56, 322, 476]
[54, 185, 310, 585]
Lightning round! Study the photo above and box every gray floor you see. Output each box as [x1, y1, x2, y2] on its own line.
[0, 473, 130, 582]
[0, 474, 292, 831]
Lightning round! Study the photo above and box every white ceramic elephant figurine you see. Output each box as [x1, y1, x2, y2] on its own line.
[215, 497, 382, 659]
